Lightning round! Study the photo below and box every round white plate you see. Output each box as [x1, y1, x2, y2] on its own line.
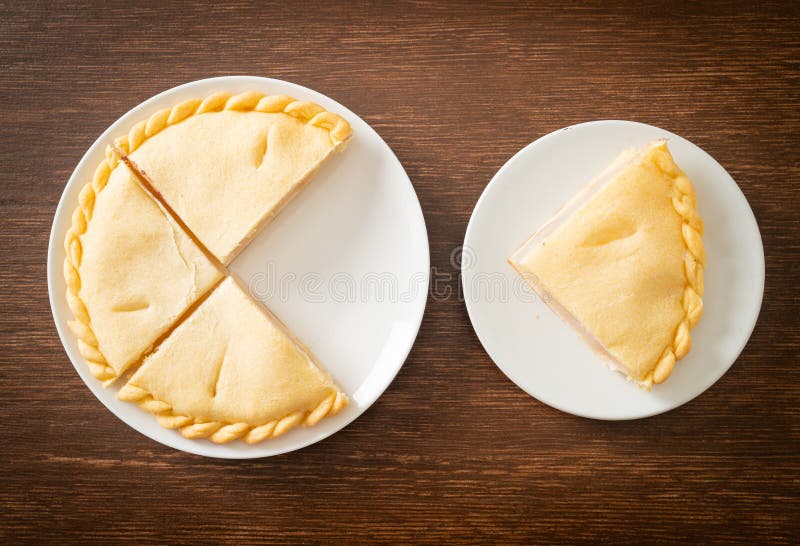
[463, 120, 764, 420]
[48, 76, 429, 457]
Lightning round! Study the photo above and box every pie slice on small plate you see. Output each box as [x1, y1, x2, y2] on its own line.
[118, 276, 348, 444]
[509, 141, 705, 388]
[63, 153, 224, 383]
[117, 91, 352, 264]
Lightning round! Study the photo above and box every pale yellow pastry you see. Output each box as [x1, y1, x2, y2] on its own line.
[117, 91, 352, 264]
[63, 152, 224, 383]
[118, 276, 348, 444]
[64, 91, 352, 443]
[509, 141, 705, 388]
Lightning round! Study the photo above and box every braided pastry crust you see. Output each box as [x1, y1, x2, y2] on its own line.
[648, 163, 705, 387]
[118, 384, 348, 444]
[63, 145, 122, 383]
[114, 91, 351, 157]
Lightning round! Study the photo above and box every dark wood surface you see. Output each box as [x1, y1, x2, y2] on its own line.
[2, 1, 798, 543]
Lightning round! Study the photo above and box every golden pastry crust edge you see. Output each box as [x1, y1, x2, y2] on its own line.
[117, 383, 348, 444]
[113, 90, 352, 157]
[63, 145, 123, 384]
[645, 151, 705, 388]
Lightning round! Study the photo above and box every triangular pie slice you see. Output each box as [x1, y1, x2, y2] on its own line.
[509, 141, 705, 389]
[116, 91, 352, 264]
[118, 276, 348, 444]
[63, 151, 224, 383]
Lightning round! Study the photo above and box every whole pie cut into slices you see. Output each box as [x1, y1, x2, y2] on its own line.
[64, 90, 352, 444]
[509, 141, 705, 389]
[118, 276, 348, 444]
[63, 152, 224, 383]
[117, 91, 353, 264]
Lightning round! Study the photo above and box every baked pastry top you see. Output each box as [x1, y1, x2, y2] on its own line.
[120, 92, 352, 264]
[118, 277, 348, 444]
[63, 155, 223, 383]
[64, 91, 352, 443]
[509, 141, 705, 388]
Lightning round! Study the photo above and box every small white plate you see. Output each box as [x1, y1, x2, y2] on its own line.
[463, 120, 764, 420]
[48, 76, 429, 457]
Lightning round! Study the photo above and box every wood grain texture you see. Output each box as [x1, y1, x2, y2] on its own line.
[1, 0, 799, 543]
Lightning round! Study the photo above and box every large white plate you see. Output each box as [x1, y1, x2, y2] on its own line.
[463, 120, 764, 420]
[48, 76, 429, 457]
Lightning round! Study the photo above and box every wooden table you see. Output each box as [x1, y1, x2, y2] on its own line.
[2, 1, 798, 543]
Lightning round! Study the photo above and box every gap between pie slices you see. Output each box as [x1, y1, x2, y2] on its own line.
[509, 140, 705, 389]
[64, 91, 352, 442]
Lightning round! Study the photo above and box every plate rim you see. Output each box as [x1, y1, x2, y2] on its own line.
[47, 75, 430, 458]
[462, 119, 765, 420]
